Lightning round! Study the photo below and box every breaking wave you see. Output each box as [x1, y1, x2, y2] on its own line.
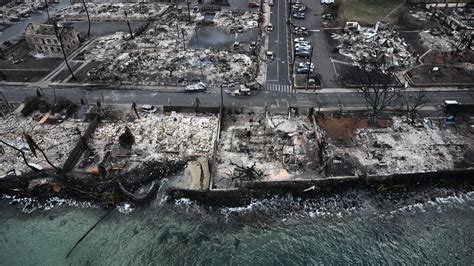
[389, 191, 474, 215]
[218, 194, 363, 221]
[3, 186, 473, 218]
[117, 203, 135, 214]
[1, 195, 99, 213]
[170, 190, 474, 222]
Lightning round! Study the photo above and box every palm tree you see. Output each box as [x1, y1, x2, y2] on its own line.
[81, 0, 91, 37]
[0, 139, 41, 173]
[124, 11, 134, 39]
[52, 20, 76, 80]
[23, 133, 60, 172]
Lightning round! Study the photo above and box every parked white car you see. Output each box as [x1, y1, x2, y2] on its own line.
[234, 88, 251, 96]
[298, 62, 315, 70]
[294, 37, 309, 44]
[295, 43, 311, 49]
[185, 82, 206, 92]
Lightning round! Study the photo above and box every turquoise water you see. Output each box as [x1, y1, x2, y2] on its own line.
[1, 188, 473, 265]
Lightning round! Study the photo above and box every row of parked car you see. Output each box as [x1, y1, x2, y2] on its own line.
[293, 35, 314, 73]
[294, 36, 311, 58]
[292, 2, 306, 19]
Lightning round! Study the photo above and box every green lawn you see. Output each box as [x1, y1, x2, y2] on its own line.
[339, 0, 405, 25]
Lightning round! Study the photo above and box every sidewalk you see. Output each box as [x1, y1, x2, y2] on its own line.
[295, 87, 472, 94]
[1, 81, 470, 94]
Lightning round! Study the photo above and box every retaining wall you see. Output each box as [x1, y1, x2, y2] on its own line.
[167, 168, 474, 206]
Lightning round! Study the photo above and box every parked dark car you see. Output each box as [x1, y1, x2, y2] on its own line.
[293, 12, 305, 19]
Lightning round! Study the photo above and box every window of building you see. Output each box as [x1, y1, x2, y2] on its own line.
[56, 48, 61, 52]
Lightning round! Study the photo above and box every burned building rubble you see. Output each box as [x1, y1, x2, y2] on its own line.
[67, 108, 219, 192]
[0, 111, 87, 177]
[83, 112, 218, 166]
[214, 113, 322, 188]
[213, 10, 259, 32]
[332, 21, 417, 70]
[56, 2, 170, 21]
[83, 8, 259, 86]
[324, 116, 474, 177]
[0, 96, 473, 208]
[25, 23, 80, 56]
[0, 0, 49, 24]
[410, 8, 473, 52]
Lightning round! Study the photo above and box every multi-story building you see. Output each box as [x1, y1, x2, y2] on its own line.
[24, 23, 79, 56]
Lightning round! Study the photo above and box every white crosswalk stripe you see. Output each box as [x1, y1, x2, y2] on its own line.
[265, 83, 295, 93]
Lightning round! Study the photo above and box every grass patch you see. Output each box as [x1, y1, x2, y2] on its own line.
[339, 0, 405, 25]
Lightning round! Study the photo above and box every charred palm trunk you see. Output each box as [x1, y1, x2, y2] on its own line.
[23, 133, 61, 172]
[81, 0, 91, 37]
[0, 140, 41, 173]
[124, 11, 134, 39]
[45, 2, 50, 21]
[53, 22, 76, 80]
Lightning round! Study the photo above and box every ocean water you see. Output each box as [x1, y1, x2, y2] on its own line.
[1, 188, 473, 265]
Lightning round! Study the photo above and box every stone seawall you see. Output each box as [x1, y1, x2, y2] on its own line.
[167, 169, 474, 207]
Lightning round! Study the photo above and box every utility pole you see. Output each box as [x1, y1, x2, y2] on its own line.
[45, 1, 49, 21]
[220, 84, 224, 116]
[176, 20, 180, 45]
[194, 27, 199, 44]
[199, 61, 204, 77]
[181, 28, 186, 51]
[305, 47, 314, 91]
[186, 0, 191, 22]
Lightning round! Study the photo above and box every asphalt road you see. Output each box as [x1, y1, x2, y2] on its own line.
[0, 0, 70, 43]
[2, 86, 473, 114]
[265, 0, 291, 92]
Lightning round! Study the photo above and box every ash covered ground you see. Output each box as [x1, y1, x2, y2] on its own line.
[81, 7, 260, 87]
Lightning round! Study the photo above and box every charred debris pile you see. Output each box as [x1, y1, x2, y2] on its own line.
[1, 97, 473, 209]
[214, 108, 473, 189]
[332, 21, 417, 70]
[81, 6, 260, 87]
[0, 97, 220, 209]
[56, 2, 169, 21]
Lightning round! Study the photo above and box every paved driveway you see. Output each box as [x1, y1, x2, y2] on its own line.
[266, 0, 290, 85]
